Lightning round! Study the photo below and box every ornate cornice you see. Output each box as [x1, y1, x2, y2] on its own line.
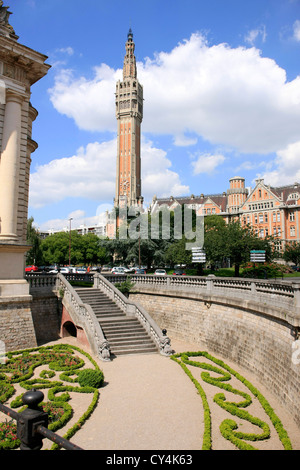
[0, 35, 51, 86]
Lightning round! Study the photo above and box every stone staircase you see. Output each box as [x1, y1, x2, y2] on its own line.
[75, 287, 157, 356]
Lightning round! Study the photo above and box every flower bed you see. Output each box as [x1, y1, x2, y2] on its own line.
[0, 344, 104, 450]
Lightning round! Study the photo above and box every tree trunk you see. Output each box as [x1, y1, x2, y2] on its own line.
[234, 263, 240, 277]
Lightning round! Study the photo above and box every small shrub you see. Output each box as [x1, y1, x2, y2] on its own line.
[77, 369, 104, 389]
[115, 277, 135, 296]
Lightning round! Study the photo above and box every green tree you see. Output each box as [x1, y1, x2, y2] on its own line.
[26, 217, 43, 265]
[283, 241, 300, 267]
[203, 215, 227, 266]
[165, 237, 192, 267]
[41, 231, 70, 265]
[223, 220, 273, 276]
[40, 231, 109, 266]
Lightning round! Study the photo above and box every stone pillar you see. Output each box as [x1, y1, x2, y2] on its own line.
[0, 90, 24, 241]
[0, 90, 29, 293]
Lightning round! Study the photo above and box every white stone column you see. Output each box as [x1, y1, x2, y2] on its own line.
[0, 90, 24, 242]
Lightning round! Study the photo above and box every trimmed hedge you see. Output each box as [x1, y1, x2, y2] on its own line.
[0, 344, 104, 450]
[171, 351, 293, 450]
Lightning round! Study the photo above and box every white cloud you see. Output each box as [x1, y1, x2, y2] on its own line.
[259, 140, 300, 186]
[57, 47, 74, 56]
[244, 25, 267, 45]
[37, 204, 115, 233]
[293, 20, 300, 41]
[29, 138, 188, 209]
[48, 32, 300, 155]
[49, 65, 121, 132]
[29, 140, 116, 209]
[191, 153, 225, 175]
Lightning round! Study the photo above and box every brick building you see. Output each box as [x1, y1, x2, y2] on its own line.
[150, 176, 300, 248]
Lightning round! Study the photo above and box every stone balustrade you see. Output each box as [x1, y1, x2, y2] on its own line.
[103, 273, 300, 328]
[93, 274, 173, 356]
[56, 274, 110, 361]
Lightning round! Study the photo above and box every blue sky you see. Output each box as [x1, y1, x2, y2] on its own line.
[7, 0, 300, 231]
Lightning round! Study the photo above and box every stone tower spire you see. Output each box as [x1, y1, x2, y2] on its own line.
[123, 28, 137, 80]
[115, 29, 143, 208]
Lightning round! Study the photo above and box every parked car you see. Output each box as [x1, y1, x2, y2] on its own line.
[154, 269, 167, 276]
[101, 265, 111, 272]
[60, 267, 70, 274]
[135, 268, 146, 274]
[76, 267, 87, 274]
[111, 267, 126, 274]
[25, 265, 38, 272]
[124, 267, 136, 274]
[90, 266, 101, 273]
[172, 269, 186, 275]
[291, 265, 300, 272]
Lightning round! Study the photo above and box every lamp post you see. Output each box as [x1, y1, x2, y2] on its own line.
[69, 218, 73, 266]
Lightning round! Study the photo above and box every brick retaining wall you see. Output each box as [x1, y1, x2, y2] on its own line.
[30, 290, 61, 345]
[130, 287, 300, 429]
[0, 296, 37, 351]
[0, 291, 61, 353]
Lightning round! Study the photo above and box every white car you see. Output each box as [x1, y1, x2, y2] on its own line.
[60, 267, 70, 274]
[154, 269, 167, 276]
[111, 267, 126, 274]
[76, 267, 87, 274]
[49, 267, 70, 274]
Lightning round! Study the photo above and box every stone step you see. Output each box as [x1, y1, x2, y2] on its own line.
[75, 287, 158, 356]
[101, 325, 145, 334]
[89, 304, 125, 315]
[111, 344, 158, 355]
[109, 337, 154, 346]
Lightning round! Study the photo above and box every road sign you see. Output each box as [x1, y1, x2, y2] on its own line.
[192, 248, 206, 263]
[250, 250, 266, 262]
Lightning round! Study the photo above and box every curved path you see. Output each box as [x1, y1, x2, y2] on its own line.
[61, 337, 300, 451]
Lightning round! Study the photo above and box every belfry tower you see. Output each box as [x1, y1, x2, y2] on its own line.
[114, 28, 143, 208]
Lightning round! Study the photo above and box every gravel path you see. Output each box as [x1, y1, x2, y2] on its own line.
[55, 337, 300, 451]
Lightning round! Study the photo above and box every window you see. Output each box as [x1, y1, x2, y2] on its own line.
[259, 229, 264, 238]
[259, 190, 261, 198]
[277, 212, 280, 222]
[290, 226, 296, 237]
[265, 213, 268, 222]
[259, 214, 263, 223]
[273, 212, 276, 222]
[289, 212, 295, 221]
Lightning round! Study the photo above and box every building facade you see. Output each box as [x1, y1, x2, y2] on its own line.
[114, 28, 143, 208]
[0, 2, 50, 293]
[150, 176, 300, 248]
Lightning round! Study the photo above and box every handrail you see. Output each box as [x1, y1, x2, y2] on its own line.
[93, 274, 173, 356]
[103, 273, 300, 316]
[0, 390, 83, 450]
[56, 274, 111, 361]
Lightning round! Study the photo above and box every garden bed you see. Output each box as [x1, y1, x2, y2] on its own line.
[0, 343, 104, 450]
